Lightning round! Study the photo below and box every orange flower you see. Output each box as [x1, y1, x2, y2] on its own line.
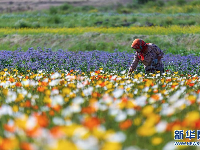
[197, 90, 200, 94]
[9, 77, 15, 82]
[0, 138, 17, 150]
[83, 117, 101, 129]
[20, 142, 34, 150]
[4, 124, 15, 133]
[166, 79, 171, 82]
[119, 119, 132, 130]
[95, 70, 100, 74]
[151, 94, 160, 101]
[52, 105, 61, 112]
[50, 126, 65, 138]
[49, 110, 55, 116]
[36, 114, 49, 127]
[16, 82, 22, 87]
[26, 127, 41, 138]
[32, 105, 39, 110]
[166, 120, 182, 131]
[37, 86, 45, 92]
[100, 82, 106, 87]
[25, 100, 31, 107]
[189, 83, 195, 87]
[92, 92, 101, 98]
[81, 106, 96, 114]
[41, 82, 48, 86]
[121, 96, 128, 103]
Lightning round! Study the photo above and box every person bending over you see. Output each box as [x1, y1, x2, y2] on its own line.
[128, 39, 164, 75]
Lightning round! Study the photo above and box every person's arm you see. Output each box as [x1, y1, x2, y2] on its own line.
[128, 54, 139, 74]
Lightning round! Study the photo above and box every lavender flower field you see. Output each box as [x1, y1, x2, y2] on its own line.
[1, 48, 200, 75]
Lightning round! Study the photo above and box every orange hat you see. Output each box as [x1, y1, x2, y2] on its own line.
[131, 39, 146, 49]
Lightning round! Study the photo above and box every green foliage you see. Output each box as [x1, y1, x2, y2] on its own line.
[49, 6, 58, 14]
[60, 3, 72, 11]
[177, 0, 186, 5]
[46, 15, 62, 24]
[133, 0, 156, 4]
[14, 19, 31, 28]
[190, 0, 200, 6]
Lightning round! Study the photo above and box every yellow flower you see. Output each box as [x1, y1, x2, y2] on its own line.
[15, 116, 28, 129]
[137, 126, 156, 136]
[64, 97, 69, 102]
[187, 95, 196, 103]
[92, 128, 105, 139]
[62, 87, 71, 95]
[126, 100, 135, 109]
[101, 142, 122, 150]
[151, 137, 163, 145]
[61, 124, 81, 137]
[69, 93, 76, 98]
[118, 101, 126, 109]
[107, 83, 113, 89]
[174, 71, 178, 74]
[12, 105, 18, 112]
[15, 93, 24, 102]
[185, 111, 199, 123]
[142, 105, 154, 117]
[43, 96, 52, 103]
[2, 89, 8, 96]
[45, 89, 51, 96]
[51, 140, 78, 150]
[133, 117, 141, 126]
[0, 136, 2, 145]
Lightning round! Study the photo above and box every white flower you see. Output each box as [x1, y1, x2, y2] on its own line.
[21, 79, 29, 86]
[76, 136, 98, 150]
[162, 141, 176, 150]
[51, 72, 61, 79]
[5, 91, 17, 103]
[109, 109, 120, 116]
[113, 88, 124, 98]
[115, 111, 127, 122]
[161, 106, 175, 116]
[74, 127, 89, 138]
[53, 117, 65, 125]
[126, 109, 136, 116]
[51, 95, 64, 106]
[135, 96, 147, 107]
[124, 146, 141, 150]
[156, 121, 167, 133]
[120, 70, 126, 74]
[77, 82, 84, 89]
[49, 79, 61, 87]
[43, 78, 49, 83]
[70, 104, 81, 113]
[72, 97, 84, 104]
[0, 105, 13, 116]
[83, 87, 93, 96]
[26, 116, 37, 130]
[106, 132, 126, 142]
[62, 107, 72, 117]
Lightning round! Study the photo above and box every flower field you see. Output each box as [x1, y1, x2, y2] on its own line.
[1, 25, 200, 35]
[0, 48, 200, 150]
